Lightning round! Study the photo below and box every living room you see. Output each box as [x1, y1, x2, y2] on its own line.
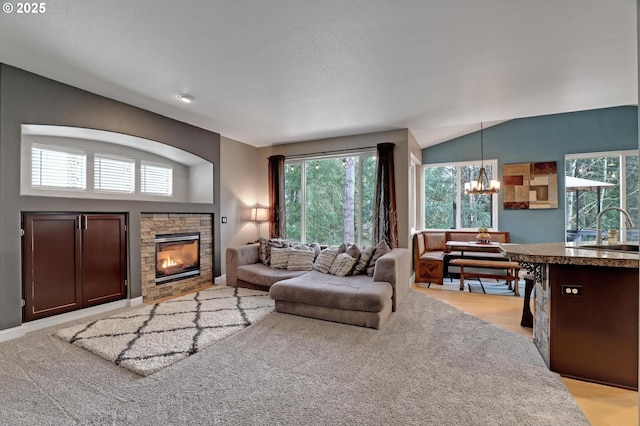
[0, 2, 637, 425]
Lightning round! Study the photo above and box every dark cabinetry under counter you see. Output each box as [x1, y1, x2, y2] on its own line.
[549, 264, 638, 390]
[22, 213, 127, 321]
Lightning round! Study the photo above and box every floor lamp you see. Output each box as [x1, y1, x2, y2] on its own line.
[251, 207, 269, 240]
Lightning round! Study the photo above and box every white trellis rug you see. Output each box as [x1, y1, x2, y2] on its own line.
[55, 285, 274, 376]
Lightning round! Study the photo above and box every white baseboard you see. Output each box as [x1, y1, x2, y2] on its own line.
[215, 274, 227, 285]
[128, 296, 144, 307]
[0, 299, 133, 343]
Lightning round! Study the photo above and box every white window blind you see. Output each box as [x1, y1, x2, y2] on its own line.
[31, 144, 86, 190]
[141, 162, 173, 196]
[94, 154, 135, 193]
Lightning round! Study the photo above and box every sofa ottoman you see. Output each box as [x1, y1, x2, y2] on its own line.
[236, 263, 306, 290]
[269, 271, 393, 329]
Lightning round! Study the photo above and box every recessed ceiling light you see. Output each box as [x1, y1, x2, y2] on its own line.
[177, 94, 193, 103]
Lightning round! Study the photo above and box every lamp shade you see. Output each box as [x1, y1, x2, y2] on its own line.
[251, 207, 269, 222]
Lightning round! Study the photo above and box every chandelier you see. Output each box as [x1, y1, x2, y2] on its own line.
[464, 123, 500, 195]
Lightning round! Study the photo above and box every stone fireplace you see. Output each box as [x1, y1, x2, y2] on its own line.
[141, 213, 213, 303]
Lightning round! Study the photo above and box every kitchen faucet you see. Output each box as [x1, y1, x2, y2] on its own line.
[596, 207, 635, 244]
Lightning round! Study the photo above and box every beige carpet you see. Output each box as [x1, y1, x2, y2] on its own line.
[55, 285, 274, 376]
[0, 289, 588, 425]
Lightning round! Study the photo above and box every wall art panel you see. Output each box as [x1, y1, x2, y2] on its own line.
[503, 161, 558, 210]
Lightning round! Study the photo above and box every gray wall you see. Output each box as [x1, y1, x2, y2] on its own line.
[0, 65, 221, 330]
[423, 106, 638, 243]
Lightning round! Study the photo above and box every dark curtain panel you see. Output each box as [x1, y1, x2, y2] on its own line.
[268, 155, 286, 238]
[373, 142, 398, 248]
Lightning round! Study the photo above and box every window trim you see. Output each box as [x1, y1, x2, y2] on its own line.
[423, 159, 499, 231]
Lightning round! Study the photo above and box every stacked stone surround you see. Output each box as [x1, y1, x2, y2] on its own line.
[533, 266, 550, 367]
[141, 213, 213, 303]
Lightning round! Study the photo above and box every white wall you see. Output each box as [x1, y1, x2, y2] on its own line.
[219, 136, 267, 274]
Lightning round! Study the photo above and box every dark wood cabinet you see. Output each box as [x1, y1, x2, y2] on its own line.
[549, 264, 638, 390]
[23, 213, 127, 321]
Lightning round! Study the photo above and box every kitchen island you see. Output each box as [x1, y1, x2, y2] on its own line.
[502, 242, 639, 390]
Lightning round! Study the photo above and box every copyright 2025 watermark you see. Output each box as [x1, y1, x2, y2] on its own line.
[3, 3, 47, 14]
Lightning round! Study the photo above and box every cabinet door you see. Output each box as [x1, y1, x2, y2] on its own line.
[550, 264, 638, 390]
[23, 214, 82, 321]
[82, 214, 127, 306]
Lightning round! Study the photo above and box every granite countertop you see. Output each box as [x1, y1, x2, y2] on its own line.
[501, 242, 639, 268]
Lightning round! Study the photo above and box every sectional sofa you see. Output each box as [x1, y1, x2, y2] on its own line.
[226, 243, 411, 329]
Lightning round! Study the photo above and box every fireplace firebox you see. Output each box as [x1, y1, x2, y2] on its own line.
[155, 232, 200, 284]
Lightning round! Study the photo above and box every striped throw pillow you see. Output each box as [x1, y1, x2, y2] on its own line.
[329, 253, 357, 277]
[270, 247, 291, 269]
[287, 249, 314, 271]
[313, 248, 338, 274]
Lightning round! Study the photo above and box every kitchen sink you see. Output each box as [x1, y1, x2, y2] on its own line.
[572, 244, 640, 253]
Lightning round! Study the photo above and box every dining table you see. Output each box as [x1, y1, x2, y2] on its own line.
[445, 241, 505, 256]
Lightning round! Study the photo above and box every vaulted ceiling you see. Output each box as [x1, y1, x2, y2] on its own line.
[0, 1, 636, 148]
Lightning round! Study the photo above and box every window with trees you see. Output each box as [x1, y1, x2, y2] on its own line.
[284, 153, 377, 246]
[423, 160, 498, 230]
[565, 150, 638, 242]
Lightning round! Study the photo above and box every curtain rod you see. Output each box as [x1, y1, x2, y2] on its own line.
[283, 145, 377, 161]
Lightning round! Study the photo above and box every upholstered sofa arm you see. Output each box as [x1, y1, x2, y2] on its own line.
[226, 243, 260, 286]
[373, 248, 411, 312]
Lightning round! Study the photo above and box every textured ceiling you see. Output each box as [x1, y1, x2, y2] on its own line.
[0, 1, 636, 148]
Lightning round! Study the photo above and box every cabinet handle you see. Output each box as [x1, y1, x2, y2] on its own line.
[84, 215, 88, 230]
[77, 215, 82, 230]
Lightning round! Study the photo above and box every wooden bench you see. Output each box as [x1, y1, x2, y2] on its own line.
[449, 258, 521, 296]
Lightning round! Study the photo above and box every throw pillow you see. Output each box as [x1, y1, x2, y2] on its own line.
[345, 244, 360, 260]
[329, 253, 357, 277]
[269, 238, 290, 249]
[258, 237, 270, 265]
[337, 242, 347, 254]
[291, 243, 309, 251]
[259, 237, 290, 266]
[287, 249, 315, 271]
[270, 247, 291, 269]
[310, 242, 322, 260]
[352, 245, 375, 275]
[313, 247, 339, 274]
[367, 239, 391, 276]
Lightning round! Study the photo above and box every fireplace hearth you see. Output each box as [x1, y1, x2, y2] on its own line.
[155, 232, 200, 284]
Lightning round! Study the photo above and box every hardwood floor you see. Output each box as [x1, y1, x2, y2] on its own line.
[413, 283, 638, 426]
